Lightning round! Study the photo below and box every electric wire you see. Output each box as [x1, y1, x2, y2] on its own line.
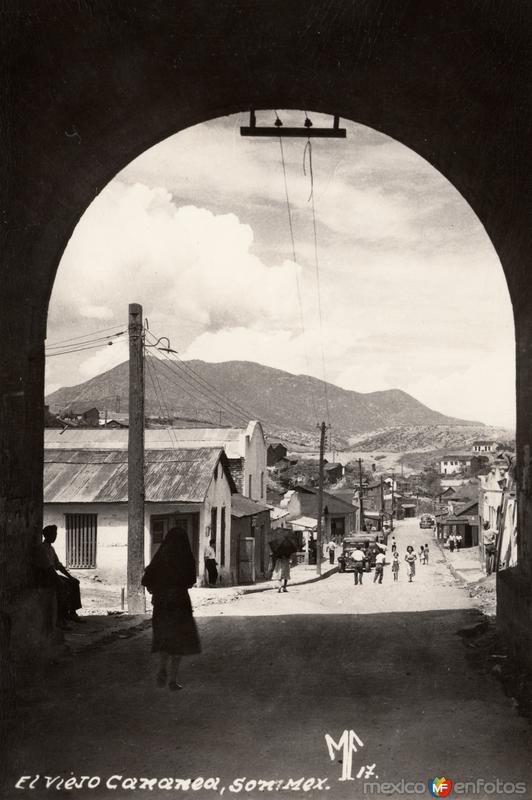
[45, 342, 121, 358]
[154, 350, 249, 428]
[144, 350, 180, 450]
[45, 323, 127, 348]
[145, 344, 248, 428]
[278, 136, 320, 423]
[304, 138, 331, 429]
[159, 350, 252, 427]
[144, 331, 244, 424]
[161, 344, 257, 424]
[145, 329, 253, 426]
[46, 331, 126, 352]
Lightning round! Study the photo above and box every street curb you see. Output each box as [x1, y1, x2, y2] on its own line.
[434, 539, 484, 586]
[239, 564, 339, 594]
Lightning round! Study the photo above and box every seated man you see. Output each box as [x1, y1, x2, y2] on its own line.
[36, 525, 84, 629]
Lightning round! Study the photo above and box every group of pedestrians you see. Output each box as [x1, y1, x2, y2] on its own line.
[351, 537, 432, 586]
[447, 533, 462, 553]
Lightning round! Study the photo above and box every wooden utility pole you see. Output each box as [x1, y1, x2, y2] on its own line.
[357, 458, 365, 532]
[316, 421, 327, 575]
[127, 303, 145, 613]
[391, 472, 395, 531]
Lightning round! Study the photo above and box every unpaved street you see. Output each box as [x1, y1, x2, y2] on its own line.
[5, 520, 531, 799]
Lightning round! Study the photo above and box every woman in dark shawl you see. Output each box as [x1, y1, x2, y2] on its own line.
[141, 527, 201, 690]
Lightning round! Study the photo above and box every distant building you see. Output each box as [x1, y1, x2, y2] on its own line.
[43, 447, 237, 585]
[324, 462, 344, 483]
[439, 454, 489, 476]
[440, 454, 472, 475]
[63, 404, 100, 426]
[280, 486, 357, 540]
[267, 442, 288, 466]
[472, 440, 498, 453]
[436, 499, 479, 548]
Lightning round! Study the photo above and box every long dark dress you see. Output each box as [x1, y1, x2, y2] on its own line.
[141, 528, 201, 656]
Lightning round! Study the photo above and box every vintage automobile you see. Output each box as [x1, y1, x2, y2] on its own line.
[338, 533, 382, 572]
[419, 513, 435, 529]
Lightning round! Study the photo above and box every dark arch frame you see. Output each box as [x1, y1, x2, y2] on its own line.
[2, 0, 531, 669]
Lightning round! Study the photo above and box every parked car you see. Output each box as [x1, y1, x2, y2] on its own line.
[338, 534, 382, 572]
[419, 513, 435, 529]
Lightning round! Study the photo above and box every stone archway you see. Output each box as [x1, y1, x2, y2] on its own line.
[2, 1, 532, 666]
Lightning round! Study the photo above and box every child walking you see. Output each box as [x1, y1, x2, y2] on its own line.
[405, 546, 417, 582]
[391, 551, 400, 582]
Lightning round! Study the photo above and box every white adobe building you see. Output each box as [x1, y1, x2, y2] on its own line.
[43, 447, 237, 585]
[44, 420, 267, 501]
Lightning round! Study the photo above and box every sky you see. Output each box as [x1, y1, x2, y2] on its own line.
[46, 111, 515, 428]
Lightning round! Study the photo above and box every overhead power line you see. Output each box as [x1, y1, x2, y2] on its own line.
[304, 138, 331, 428]
[278, 136, 320, 423]
[46, 323, 127, 348]
[144, 329, 256, 426]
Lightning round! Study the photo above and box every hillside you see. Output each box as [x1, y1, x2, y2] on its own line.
[349, 425, 512, 453]
[46, 357, 481, 441]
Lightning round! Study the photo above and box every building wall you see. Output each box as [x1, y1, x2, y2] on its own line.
[43, 501, 201, 586]
[440, 459, 471, 475]
[200, 465, 233, 584]
[43, 468, 234, 587]
[242, 422, 267, 502]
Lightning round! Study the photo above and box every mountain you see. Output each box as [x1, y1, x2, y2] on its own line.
[45, 357, 481, 442]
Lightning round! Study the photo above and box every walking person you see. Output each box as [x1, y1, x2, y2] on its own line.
[204, 539, 218, 586]
[419, 544, 425, 564]
[327, 540, 336, 565]
[405, 545, 417, 582]
[142, 526, 201, 691]
[448, 534, 456, 553]
[352, 544, 365, 586]
[273, 554, 291, 592]
[373, 550, 386, 584]
[424, 543, 430, 565]
[391, 551, 400, 582]
[456, 533, 462, 551]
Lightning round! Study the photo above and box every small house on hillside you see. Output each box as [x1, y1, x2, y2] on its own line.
[44, 419, 267, 501]
[63, 404, 100, 426]
[472, 440, 498, 453]
[43, 447, 237, 586]
[324, 462, 344, 483]
[267, 442, 288, 466]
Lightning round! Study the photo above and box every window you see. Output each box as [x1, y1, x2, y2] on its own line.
[220, 507, 226, 567]
[211, 507, 218, 547]
[248, 474, 252, 497]
[65, 513, 97, 568]
[260, 471, 264, 499]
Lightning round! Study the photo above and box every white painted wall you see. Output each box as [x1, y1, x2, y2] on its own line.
[199, 462, 233, 583]
[240, 421, 267, 501]
[43, 463, 234, 586]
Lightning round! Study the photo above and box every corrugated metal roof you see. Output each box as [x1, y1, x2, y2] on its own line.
[231, 494, 271, 518]
[44, 427, 247, 459]
[44, 448, 233, 503]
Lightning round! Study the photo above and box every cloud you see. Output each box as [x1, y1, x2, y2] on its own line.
[79, 305, 115, 320]
[52, 181, 301, 334]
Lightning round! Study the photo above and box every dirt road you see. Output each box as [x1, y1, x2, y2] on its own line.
[5, 520, 531, 799]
